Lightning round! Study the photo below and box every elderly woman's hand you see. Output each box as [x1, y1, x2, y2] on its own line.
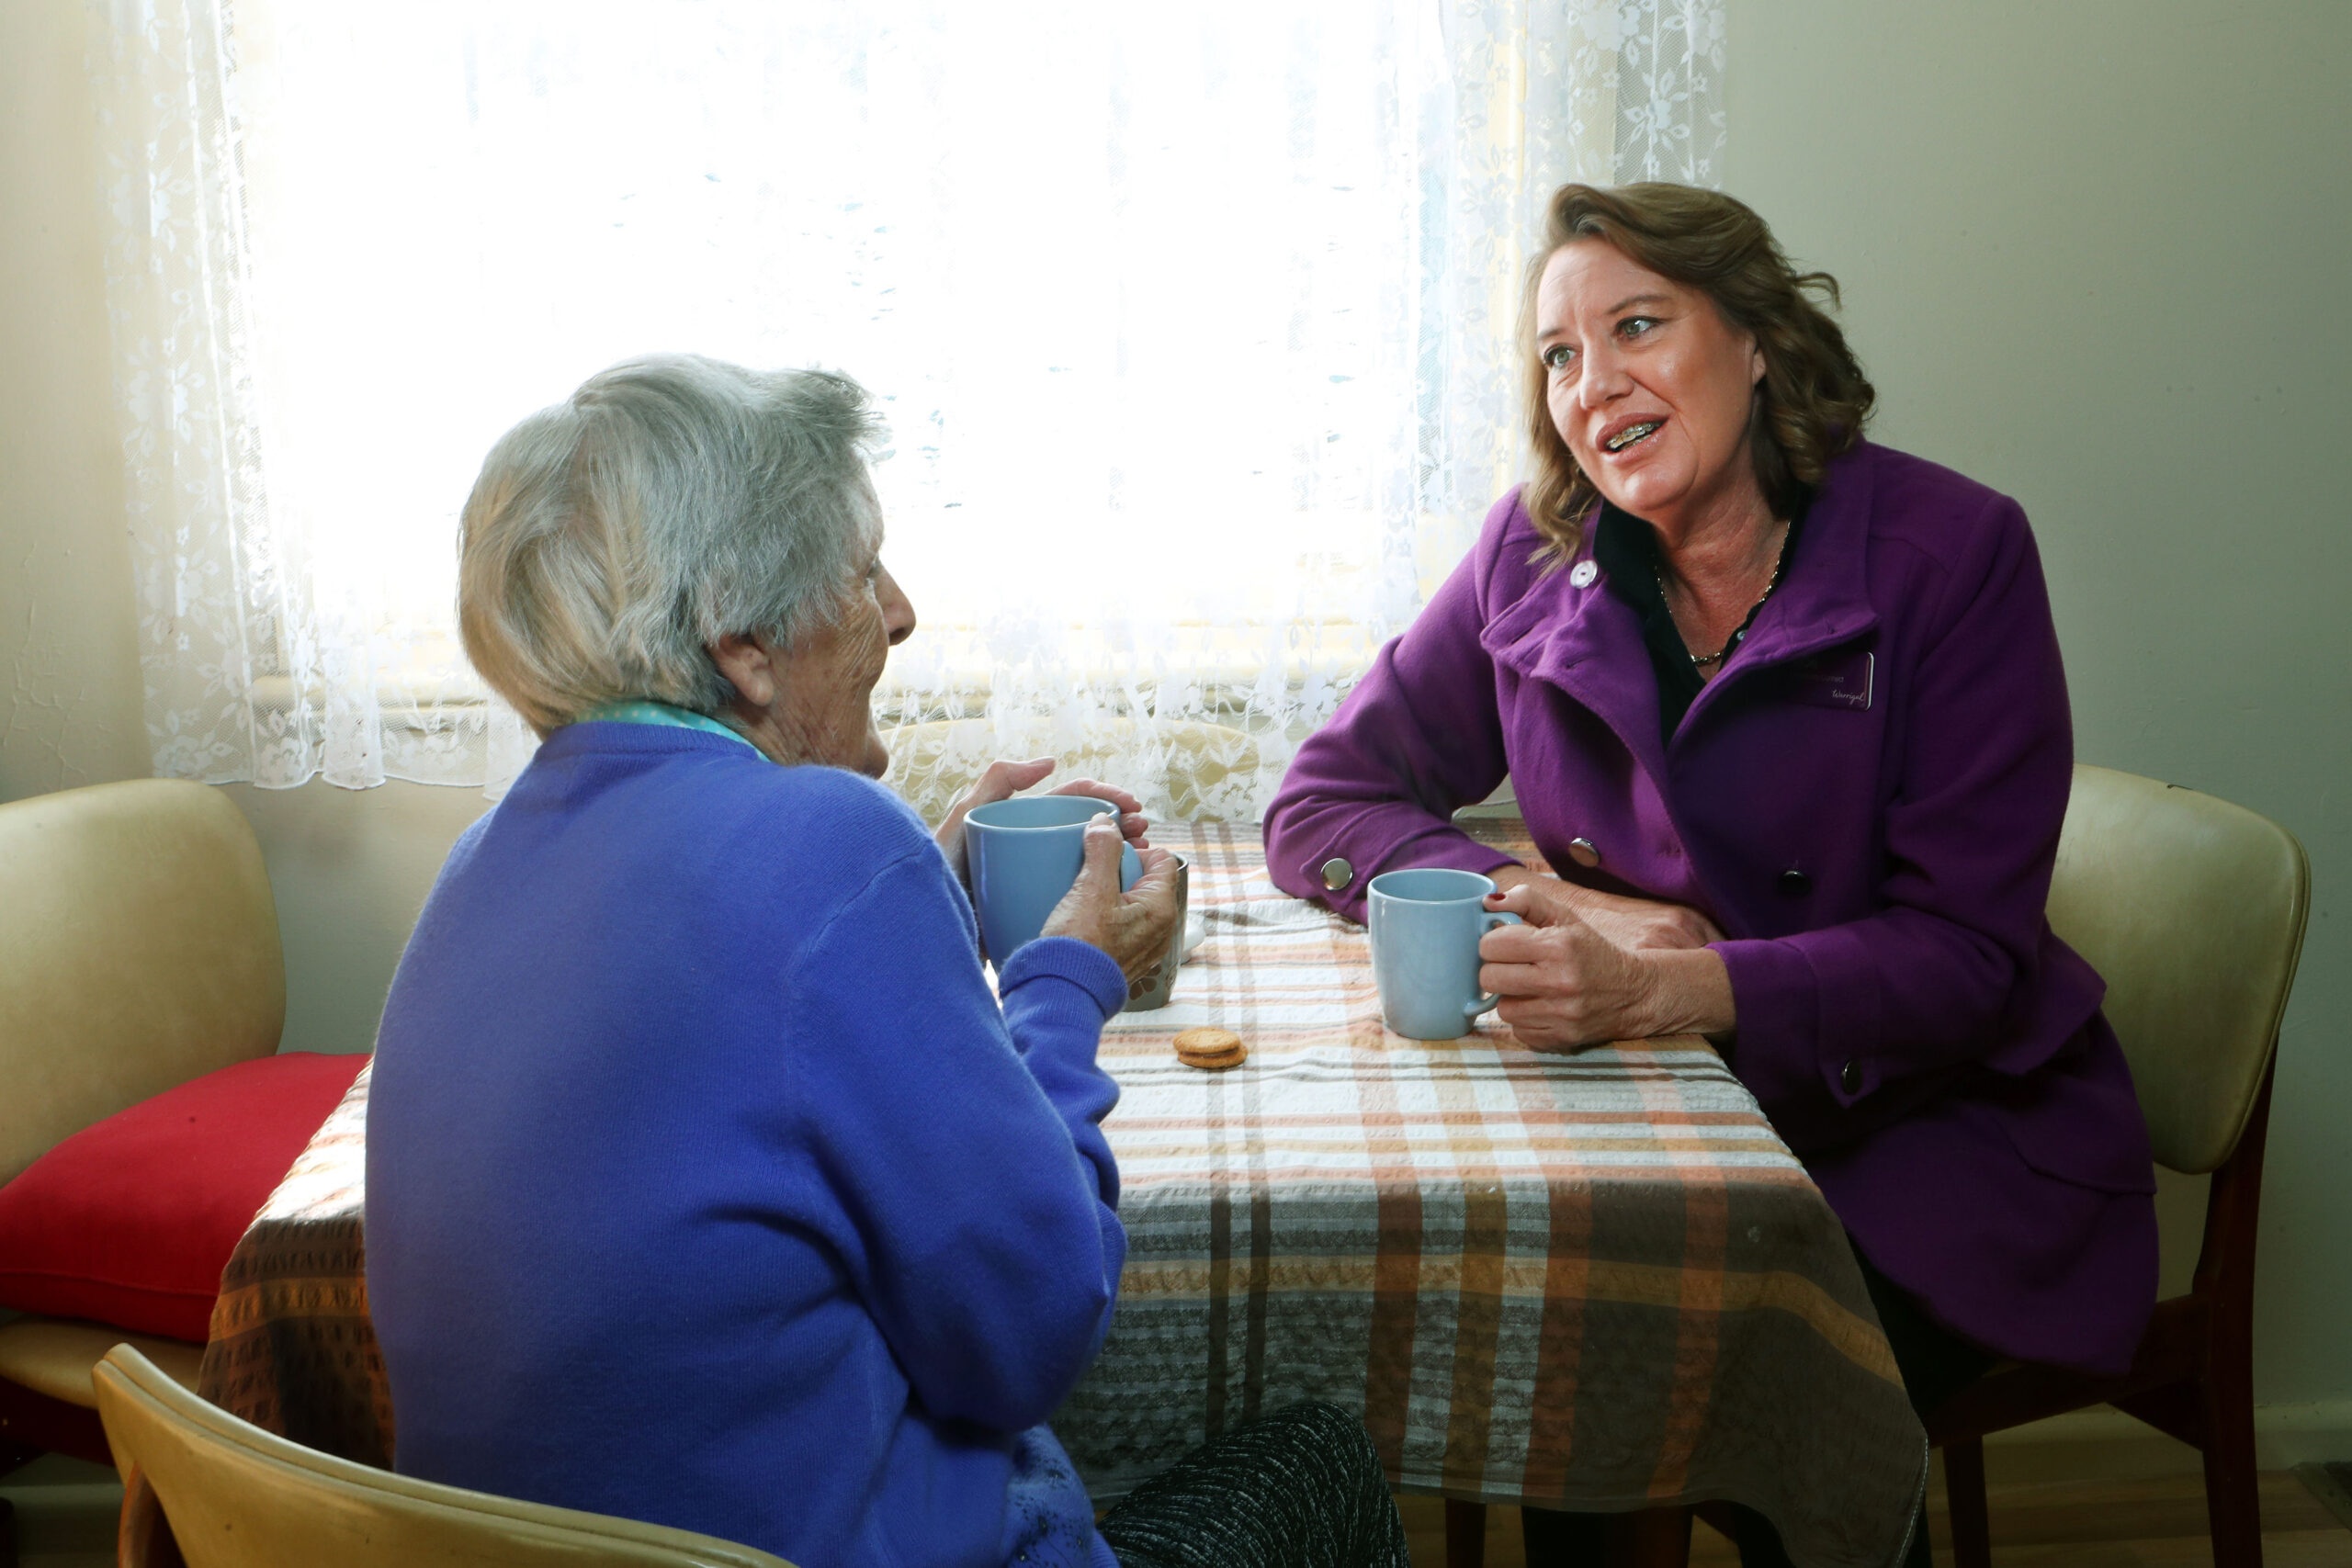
[933, 758, 1152, 886]
[1041, 817, 1184, 983]
[1477, 882, 1736, 1052]
[1487, 866, 1723, 949]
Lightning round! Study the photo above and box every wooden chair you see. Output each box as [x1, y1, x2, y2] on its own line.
[0, 781, 285, 1559]
[1928, 766, 2309, 1568]
[882, 716, 1261, 827]
[94, 1344, 792, 1568]
[1445, 765, 2311, 1568]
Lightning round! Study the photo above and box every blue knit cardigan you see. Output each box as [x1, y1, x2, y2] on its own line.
[366, 722, 1128, 1568]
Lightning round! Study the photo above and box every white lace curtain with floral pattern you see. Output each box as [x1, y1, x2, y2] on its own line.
[88, 0, 1725, 807]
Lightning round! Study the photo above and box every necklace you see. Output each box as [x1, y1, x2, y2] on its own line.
[1655, 521, 1793, 670]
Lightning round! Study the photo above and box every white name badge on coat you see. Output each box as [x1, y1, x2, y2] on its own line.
[1791, 649, 1874, 711]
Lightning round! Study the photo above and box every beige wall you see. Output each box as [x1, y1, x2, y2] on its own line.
[4, 0, 2345, 1417]
[212, 782, 494, 1055]
[1, 0, 146, 795]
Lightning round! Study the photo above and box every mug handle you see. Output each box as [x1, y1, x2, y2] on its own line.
[1467, 910, 1522, 1017]
[1091, 800, 1143, 891]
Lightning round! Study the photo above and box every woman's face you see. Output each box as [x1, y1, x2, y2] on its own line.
[1537, 240, 1768, 536]
[768, 538, 917, 777]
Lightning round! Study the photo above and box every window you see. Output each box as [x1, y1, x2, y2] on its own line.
[93, 0, 1724, 803]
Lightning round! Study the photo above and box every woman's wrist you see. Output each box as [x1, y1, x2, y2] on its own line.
[1636, 946, 1736, 1039]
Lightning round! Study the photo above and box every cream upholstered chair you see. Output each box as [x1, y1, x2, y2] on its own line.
[95, 1344, 792, 1568]
[883, 716, 1261, 827]
[1928, 765, 2311, 1568]
[0, 782, 282, 1521]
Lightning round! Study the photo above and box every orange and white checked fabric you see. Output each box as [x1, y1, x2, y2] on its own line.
[1072, 824, 1923, 1567]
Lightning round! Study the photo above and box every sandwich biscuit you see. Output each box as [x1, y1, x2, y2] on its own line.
[1172, 1027, 1247, 1071]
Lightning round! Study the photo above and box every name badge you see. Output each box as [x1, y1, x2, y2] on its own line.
[1791, 649, 1874, 711]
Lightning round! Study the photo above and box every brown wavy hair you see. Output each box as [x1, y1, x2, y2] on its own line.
[1521, 184, 1874, 554]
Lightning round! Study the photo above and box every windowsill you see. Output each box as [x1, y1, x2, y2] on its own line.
[246, 649, 1383, 732]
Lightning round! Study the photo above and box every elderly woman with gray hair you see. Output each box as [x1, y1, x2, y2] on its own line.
[363, 355, 1408, 1568]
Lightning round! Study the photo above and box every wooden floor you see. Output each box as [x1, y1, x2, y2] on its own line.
[1399, 1471, 2352, 1567]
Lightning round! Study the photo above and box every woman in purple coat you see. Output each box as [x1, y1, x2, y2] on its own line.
[1264, 185, 2157, 1566]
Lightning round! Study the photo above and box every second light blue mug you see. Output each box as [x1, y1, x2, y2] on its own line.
[1367, 867, 1521, 1041]
[966, 795, 1143, 965]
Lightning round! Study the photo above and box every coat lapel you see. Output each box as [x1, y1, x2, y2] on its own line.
[1477, 444, 1887, 762]
[1478, 534, 1671, 785]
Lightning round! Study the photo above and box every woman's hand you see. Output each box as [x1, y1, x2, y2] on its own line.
[1041, 818, 1183, 983]
[1478, 881, 1736, 1052]
[933, 758, 1152, 886]
[1487, 864, 1723, 949]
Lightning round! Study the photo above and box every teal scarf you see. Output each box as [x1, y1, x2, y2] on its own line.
[577, 701, 763, 758]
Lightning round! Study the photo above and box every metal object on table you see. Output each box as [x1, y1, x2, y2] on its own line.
[1121, 852, 1189, 1011]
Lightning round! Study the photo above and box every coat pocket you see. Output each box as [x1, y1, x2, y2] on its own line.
[1958, 1055, 2156, 1197]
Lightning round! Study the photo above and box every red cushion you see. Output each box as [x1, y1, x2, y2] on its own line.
[0, 1051, 367, 1343]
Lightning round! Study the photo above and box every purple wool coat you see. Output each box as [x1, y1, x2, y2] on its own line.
[1265, 442, 2157, 1376]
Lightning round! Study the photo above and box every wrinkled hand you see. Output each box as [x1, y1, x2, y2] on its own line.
[933, 757, 1151, 886]
[1487, 869, 1722, 950]
[1476, 888, 1662, 1052]
[1041, 818, 1182, 983]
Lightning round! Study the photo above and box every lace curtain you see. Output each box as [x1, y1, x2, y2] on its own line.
[89, 0, 1725, 809]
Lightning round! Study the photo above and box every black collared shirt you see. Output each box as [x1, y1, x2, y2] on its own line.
[1591, 499, 1808, 744]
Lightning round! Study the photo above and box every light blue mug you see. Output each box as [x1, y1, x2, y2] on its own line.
[966, 795, 1143, 965]
[1367, 868, 1521, 1041]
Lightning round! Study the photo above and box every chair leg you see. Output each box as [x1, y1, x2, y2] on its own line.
[1605, 1506, 1691, 1568]
[1444, 1498, 1487, 1568]
[1942, 1437, 1991, 1568]
[119, 1466, 187, 1568]
[2201, 1366, 2265, 1567]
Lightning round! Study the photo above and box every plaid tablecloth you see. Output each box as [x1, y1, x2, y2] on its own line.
[200, 822, 1926, 1568]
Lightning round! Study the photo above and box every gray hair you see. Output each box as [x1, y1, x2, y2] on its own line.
[457, 354, 886, 735]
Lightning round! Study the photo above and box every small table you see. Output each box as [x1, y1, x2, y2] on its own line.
[201, 823, 1924, 1568]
